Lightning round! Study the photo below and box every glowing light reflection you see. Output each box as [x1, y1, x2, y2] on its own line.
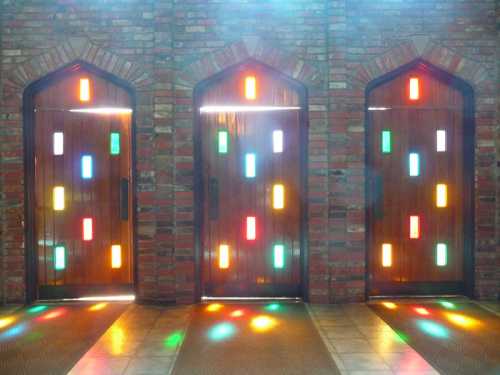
[40, 308, 66, 321]
[265, 303, 281, 312]
[165, 331, 184, 348]
[200, 105, 300, 113]
[27, 305, 48, 314]
[414, 307, 430, 316]
[250, 315, 277, 333]
[417, 320, 448, 338]
[110, 326, 125, 355]
[0, 317, 15, 329]
[206, 303, 223, 312]
[445, 313, 480, 329]
[89, 302, 108, 311]
[230, 310, 245, 318]
[0, 323, 27, 340]
[208, 322, 236, 341]
[439, 301, 456, 309]
[69, 107, 133, 115]
[382, 302, 397, 310]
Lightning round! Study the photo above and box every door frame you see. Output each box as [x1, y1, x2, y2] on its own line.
[364, 58, 475, 298]
[23, 60, 138, 303]
[193, 59, 309, 301]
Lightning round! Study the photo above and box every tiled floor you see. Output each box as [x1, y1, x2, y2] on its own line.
[307, 303, 439, 375]
[69, 304, 192, 375]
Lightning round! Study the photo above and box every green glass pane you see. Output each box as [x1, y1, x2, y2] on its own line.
[381, 130, 392, 154]
[55, 245, 66, 270]
[218, 130, 228, 154]
[274, 244, 284, 269]
[409, 153, 420, 176]
[110, 132, 120, 155]
[436, 243, 447, 266]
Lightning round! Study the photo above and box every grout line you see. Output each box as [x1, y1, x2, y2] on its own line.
[305, 303, 346, 371]
[167, 305, 194, 375]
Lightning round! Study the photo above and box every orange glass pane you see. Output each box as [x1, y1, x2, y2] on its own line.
[245, 76, 256, 100]
[219, 244, 229, 269]
[409, 77, 419, 100]
[410, 215, 420, 239]
[80, 78, 90, 102]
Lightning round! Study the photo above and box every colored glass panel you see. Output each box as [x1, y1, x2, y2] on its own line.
[436, 129, 446, 152]
[81, 155, 93, 179]
[381, 130, 392, 154]
[436, 243, 447, 266]
[410, 215, 420, 239]
[382, 243, 392, 267]
[274, 244, 284, 269]
[53, 132, 64, 155]
[273, 130, 283, 153]
[409, 153, 420, 176]
[246, 216, 256, 240]
[218, 130, 229, 154]
[54, 245, 66, 270]
[53, 186, 65, 211]
[245, 153, 256, 178]
[436, 184, 447, 208]
[111, 245, 122, 268]
[80, 78, 90, 102]
[245, 76, 256, 100]
[273, 184, 284, 210]
[409, 77, 419, 100]
[110, 132, 120, 155]
[219, 244, 229, 269]
[83, 218, 93, 241]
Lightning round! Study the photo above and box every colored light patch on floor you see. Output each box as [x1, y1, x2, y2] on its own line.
[165, 331, 184, 348]
[88, 302, 108, 311]
[229, 309, 245, 318]
[444, 312, 481, 329]
[205, 303, 223, 312]
[0, 316, 15, 329]
[264, 303, 281, 312]
[39, 308, 66, 321]
[382, 302, 397, 309]
[27, 305, 48, 314]
[250, 315, 277, 333]
[414, 307, 431, 316]
[417, 320, 449, 339]
[0, 322, 27, 340]
[207, 322, 236, 341]
[439, 301, 456, 309]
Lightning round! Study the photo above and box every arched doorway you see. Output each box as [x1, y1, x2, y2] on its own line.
[366, 60, 474, 296]
[194, 61, 308, 298]
[24, 62, 135, 300]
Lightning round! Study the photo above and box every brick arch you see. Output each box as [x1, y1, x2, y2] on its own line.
[3, 37, 152, 94]
[176, 37, 324, 89]
[354, 37, 489, 90]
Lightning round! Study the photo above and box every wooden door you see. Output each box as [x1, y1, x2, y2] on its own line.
[199, 66, 303, 297]
[367, 66, 469, 295]
[32, 69, 133, 298]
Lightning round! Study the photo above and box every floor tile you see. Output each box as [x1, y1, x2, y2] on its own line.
[380, 352, 435, 372]
[339, 353, 391, 371]
[124, 357, 174, 375]
[330, 339, 377, 354]
[324, 326, 364, 339]
[68, 357, 131, 375]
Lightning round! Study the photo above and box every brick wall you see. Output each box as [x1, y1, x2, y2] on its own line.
[0, 0, 498, 304]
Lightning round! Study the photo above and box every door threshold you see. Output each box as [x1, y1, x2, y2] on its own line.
[202, 296, 302, 302]
[37, 294, 136, 303]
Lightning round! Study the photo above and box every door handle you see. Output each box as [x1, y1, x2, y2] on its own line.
[209, 177, 219, 220]
[374, 174, 383, 219]
[120, 178, 129, 221]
